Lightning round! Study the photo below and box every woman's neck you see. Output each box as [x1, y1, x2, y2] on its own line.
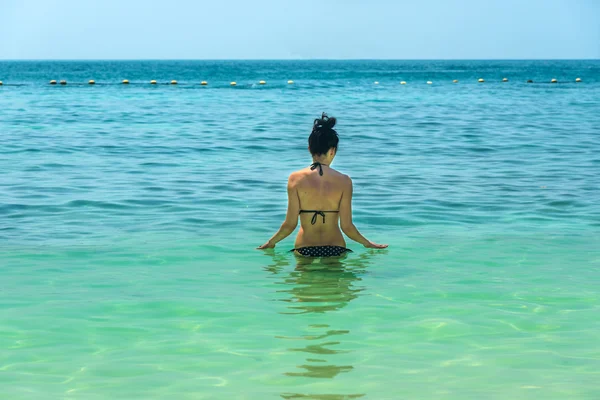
[312, 157, 330, 166]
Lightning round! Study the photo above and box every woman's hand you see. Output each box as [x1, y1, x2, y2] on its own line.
[364, 241, 388, 249]
[257, 241, 275, 250]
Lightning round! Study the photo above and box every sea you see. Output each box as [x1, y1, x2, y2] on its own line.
[1, 60, 599, 399]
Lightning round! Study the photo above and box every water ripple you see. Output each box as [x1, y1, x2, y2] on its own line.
[0, 60, 598, 244]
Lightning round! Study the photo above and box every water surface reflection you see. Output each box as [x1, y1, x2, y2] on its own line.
[263, 253, 376, 399]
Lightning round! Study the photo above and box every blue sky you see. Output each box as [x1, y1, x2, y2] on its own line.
[1, 0, 598, 59]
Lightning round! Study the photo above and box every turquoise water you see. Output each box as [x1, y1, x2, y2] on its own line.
[1, 60, 599, 399]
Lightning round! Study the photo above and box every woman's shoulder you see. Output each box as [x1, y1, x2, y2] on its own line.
[338, 171, 352, 186]
[328, 167, 351, 181]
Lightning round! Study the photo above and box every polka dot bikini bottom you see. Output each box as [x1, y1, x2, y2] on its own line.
[291, 246, 352, 258]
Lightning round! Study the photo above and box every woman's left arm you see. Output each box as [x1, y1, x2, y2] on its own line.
[257, 174, 300, 249]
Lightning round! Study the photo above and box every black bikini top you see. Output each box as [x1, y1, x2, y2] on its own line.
[299, 162, 339, 224]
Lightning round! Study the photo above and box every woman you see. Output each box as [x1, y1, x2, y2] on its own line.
[257, 113, 388, 257]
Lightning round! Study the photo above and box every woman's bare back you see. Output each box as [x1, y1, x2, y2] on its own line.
[291, 164, 350, 248]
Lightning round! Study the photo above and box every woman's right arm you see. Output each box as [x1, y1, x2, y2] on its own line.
[339, 176, 388, 249]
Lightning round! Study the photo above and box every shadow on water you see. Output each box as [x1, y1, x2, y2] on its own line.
[262, 252, 382, 400]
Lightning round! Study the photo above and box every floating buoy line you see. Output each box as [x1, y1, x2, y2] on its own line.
[0, 78, 588, 87]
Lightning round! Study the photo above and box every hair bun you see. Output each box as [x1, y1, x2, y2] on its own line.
[314, 112, 337, 131]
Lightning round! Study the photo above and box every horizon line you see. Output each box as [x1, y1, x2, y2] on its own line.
[1, 58, 599, 62]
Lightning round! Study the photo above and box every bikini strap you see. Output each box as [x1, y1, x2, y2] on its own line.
[299, 210, 338, 225]
[311, 211, 325, 224]
[310, 162, 324, 176]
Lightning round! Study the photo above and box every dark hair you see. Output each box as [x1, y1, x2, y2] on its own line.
[308, 113, 339, 156]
